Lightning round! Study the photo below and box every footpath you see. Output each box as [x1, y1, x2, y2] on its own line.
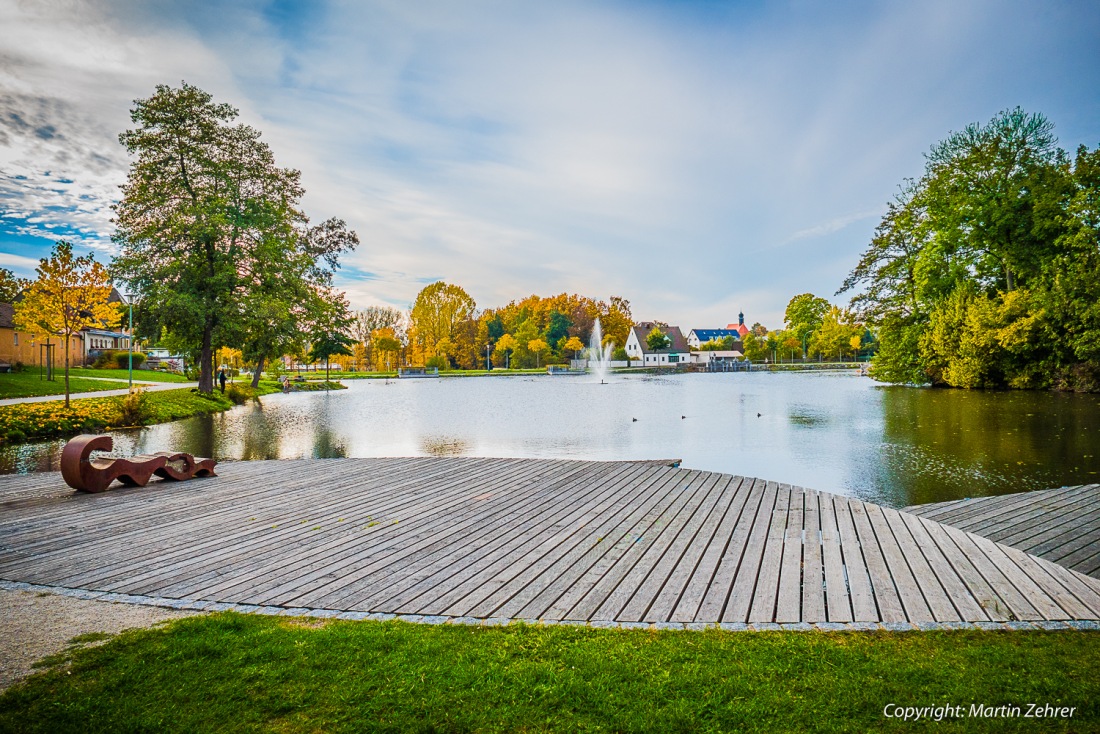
[0, 380, 199, 407]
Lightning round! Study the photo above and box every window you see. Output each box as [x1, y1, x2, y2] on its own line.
[13, 333, 17, 346]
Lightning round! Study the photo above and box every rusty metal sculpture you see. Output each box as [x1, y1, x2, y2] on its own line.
[60, 434, 217, 493]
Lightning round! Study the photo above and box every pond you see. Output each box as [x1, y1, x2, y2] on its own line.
[4, 371, 1099, 508]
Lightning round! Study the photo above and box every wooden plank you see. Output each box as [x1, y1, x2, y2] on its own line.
[486, 465, 681, 620]
[585, 471, 718, 621]
[864, 504, 934, 622]
[919, 517, 1002, 622]
[831, 495, 873, 622]
[719, 480, 778, 623]
[800, 490, 825, 623]
[692, 477, 766, 622]
[670, 476, 752, 623]
[747, 485, 791, 624]
[397, 462, 667, 618]
[70, 457, 509, 595]
[938, 525, 1042, 621]
[966, 533, 1066, 620]
[898, 511, 987, 621]
[291, 460, 611, 610]
[775, 488, 804, 623]
[609, 473, 736, 622]
[819, 492, 853, 623]
[623, 473, 733, 622]
[847, 499, 906, 623]
[532, 469, 694, 621]
[883, 508, 958, 622]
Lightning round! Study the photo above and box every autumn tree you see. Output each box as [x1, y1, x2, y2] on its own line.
[408, 281, 476, 361]
[351, 305, 404, 368]
[493, 333, 516, 368]
[14, 241, 118, 407]
[112, 82, 356, 393]
[564, 336, 585, 359]
[528, 338, 549, 368]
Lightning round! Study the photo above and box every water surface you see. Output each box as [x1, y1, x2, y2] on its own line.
[4, 372, 1098, 508]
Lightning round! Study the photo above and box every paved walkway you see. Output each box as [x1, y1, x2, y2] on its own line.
[0, 380, 199, 406]
[2, 458, 1098, 630]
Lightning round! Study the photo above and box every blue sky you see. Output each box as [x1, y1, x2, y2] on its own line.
[1, 0, 1098, 329]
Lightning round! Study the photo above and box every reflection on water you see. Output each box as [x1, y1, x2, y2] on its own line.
[3, 372, 1098, 508]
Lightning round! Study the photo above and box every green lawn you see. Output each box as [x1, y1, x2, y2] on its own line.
[68, 367, 191, 383]
[1, 614, 1096, 733]
[0, 371, 133, 399]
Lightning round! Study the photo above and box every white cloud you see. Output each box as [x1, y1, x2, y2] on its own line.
[0, 0, 1097, 332]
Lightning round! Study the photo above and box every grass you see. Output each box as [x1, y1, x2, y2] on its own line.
[68, 367, 192, 383]
[0, 371, 133, 399]
[0, 614, 1096, 733]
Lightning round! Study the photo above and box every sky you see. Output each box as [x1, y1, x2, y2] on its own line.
[1, 0, 1098, 330]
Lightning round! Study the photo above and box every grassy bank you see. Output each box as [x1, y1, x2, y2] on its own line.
[1, 614, 1096, 733]
[0, 382, 282, 444]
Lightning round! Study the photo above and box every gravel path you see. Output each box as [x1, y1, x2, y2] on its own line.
[0, 589, 202, 691]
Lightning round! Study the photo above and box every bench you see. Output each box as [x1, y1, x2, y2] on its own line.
[60, 434, 217, 493]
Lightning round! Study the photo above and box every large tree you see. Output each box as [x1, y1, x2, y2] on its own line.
[408, 281, 476, 362]
[14, 241, 118, 407]
[839, 108, 1099, 390]
[112, 82, 356, 393]
[784, 293, 830, 358]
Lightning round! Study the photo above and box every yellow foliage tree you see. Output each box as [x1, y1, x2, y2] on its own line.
[493, 333, 517, 368]
[528, 338, 549, 368]
[564, 336, 585, 359]
[14, 241, 119, 407]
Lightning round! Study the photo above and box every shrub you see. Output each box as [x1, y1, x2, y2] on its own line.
[225, 383, 249, 405]
[115, 352, 146, 369]
[93, 350, 121, 369]
[612, 347, 629, 361]
[425, 356, 448, 370]
[116, 386, 153, 426]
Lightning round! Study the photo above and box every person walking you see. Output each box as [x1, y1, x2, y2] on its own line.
[218, 368, 227, 394]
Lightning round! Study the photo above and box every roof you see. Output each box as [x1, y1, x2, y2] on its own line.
[724, 323, 751, 337]
[689, 329, 743, 343]
[631, 322, 689, 353]
[0, 303, 12, 330]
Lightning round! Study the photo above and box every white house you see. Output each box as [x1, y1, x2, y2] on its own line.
[625, 322, 691, 366]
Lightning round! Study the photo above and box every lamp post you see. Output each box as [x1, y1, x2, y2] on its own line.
[124, 294, 136, 388]
[485, 343, 491, 371]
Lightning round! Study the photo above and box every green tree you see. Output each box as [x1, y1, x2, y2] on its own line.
[741, 332, 768, 362]
[784, 294, 830, 358]
[308, 326, 355, 383]
[808, 306, 861, 362]
[112, 83, 356, 393]
[646, 327, 671, 351]
[0, 268, 30, 302]
[14, 242, 119, 407]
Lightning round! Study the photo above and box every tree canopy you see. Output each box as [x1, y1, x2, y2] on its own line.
[839, 108, 1100, 390]
[14, 241, 118, 407]
[111, 82, 356, 392]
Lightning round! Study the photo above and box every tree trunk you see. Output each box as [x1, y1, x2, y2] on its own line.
[251, 355, 264, 388]
[198, 326, 214, 393]
[1005, 263, 1016, 292]
[63, 335, 70, 409]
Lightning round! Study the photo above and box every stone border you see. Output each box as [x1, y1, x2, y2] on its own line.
[4, 580, 1097, 632]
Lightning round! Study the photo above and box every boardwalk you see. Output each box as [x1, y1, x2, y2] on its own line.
[904, 484, 1100, 580]
[2, 459, 1099, 625]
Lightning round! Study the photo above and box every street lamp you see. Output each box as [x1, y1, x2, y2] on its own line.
[485, 343, 491, 371]
[124, 293, 138, 388]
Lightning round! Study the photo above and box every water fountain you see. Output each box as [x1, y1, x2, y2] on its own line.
[588, 317, 614, 383]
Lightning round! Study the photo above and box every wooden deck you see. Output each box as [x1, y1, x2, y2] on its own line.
[2, 458, 1099, 625]
[904, 485, 1100, 580]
